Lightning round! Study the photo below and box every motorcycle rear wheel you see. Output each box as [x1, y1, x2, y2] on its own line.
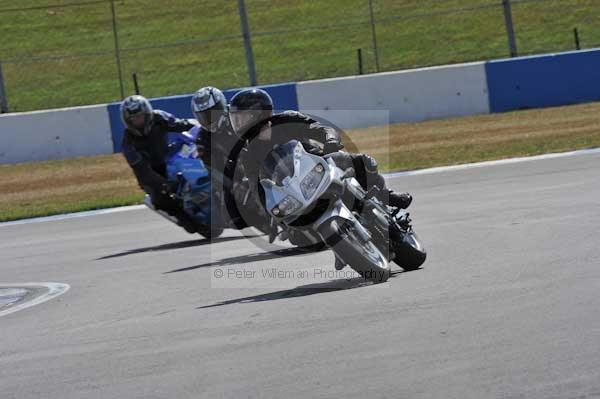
[392, 230, 427, 271]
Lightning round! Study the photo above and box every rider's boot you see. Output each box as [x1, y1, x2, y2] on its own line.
[387, 190, 413, 210]
[334, 255, 346, 271]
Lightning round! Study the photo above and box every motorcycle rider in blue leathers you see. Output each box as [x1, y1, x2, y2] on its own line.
[120, 95, 198, 233]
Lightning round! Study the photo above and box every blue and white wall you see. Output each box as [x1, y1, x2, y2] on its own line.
[2, 48, 600, 164]
[0, 104, 114, 164]
[485, 50, 600, 112]
[296, 61, 490, 129]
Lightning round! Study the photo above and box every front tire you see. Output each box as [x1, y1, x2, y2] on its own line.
[319, 219, 390, 283]
[287, 229, 327, 252]
[197, 225, 224, 241]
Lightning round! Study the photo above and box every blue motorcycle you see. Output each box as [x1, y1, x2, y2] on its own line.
[143, 126, 224, 239]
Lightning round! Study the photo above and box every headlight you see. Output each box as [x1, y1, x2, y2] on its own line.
[300, 163, 326, 199]
[271, 195, 302, 217]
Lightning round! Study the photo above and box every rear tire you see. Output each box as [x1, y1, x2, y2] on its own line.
[392, 230, 427, 271]
[319, 219, 390, 283]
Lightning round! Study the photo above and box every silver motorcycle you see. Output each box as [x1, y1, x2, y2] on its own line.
[259, 140, 427, 283]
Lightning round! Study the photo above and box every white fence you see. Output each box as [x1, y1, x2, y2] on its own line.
[0, 104, 113, 164]
[296, 62, 490, 129]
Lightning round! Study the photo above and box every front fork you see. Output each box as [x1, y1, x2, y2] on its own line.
[341, 177, 401, 259]
[313, 199, 368, 241]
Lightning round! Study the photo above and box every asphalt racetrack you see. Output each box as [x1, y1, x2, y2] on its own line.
[1, 151, 599, 399]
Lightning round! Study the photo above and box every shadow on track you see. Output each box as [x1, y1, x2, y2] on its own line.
[197, 270, 411, 308]
[96, 235, 262, 260]
[164, 247, 320, 274]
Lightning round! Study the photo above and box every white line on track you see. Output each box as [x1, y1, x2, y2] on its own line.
[384, 147, 600, 178]
[1, 147, 598, 227]
[0, 205, 146, 227]
[0, 283, 70, 318]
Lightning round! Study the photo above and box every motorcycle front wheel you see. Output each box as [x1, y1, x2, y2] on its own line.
[319, 219, 390, 283]
[197, 225, 224, 241]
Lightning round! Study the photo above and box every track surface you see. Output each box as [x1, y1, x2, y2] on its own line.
[1, 152, 599, 399]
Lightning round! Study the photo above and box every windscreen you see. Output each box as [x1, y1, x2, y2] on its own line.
[259, 140, 299, 186]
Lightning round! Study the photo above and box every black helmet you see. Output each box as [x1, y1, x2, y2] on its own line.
[191, 86, 228, 133]
[120, 95, 153, 137]
[229, 88, 274, 133]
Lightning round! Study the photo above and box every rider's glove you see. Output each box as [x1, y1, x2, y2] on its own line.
[323, 140, 343, 154]
[159, 183, 170, 196]
[160, 181, 179, 196]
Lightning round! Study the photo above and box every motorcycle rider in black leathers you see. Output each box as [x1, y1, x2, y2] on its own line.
[224, 89, 412, 245]
[190, 86, 238, 173]
[120, 95, 198, 233]
[189, 86, 253, 231]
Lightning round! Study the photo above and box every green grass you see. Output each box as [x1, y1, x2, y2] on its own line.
[1, 101, 599, 222]
[0, 153, 143, 222]
[1, 0, 599, 112]
[0, 195, 142, 222]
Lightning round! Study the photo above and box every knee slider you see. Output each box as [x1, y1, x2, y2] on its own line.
[361, 154, 378, 173]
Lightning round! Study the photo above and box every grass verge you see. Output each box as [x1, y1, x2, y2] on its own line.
[1, 102, 599, 222]
[2, 0, 599, 111]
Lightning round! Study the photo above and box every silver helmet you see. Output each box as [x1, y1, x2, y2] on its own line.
[191, 86, 228, 133]
[120, 95, 153, 137]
